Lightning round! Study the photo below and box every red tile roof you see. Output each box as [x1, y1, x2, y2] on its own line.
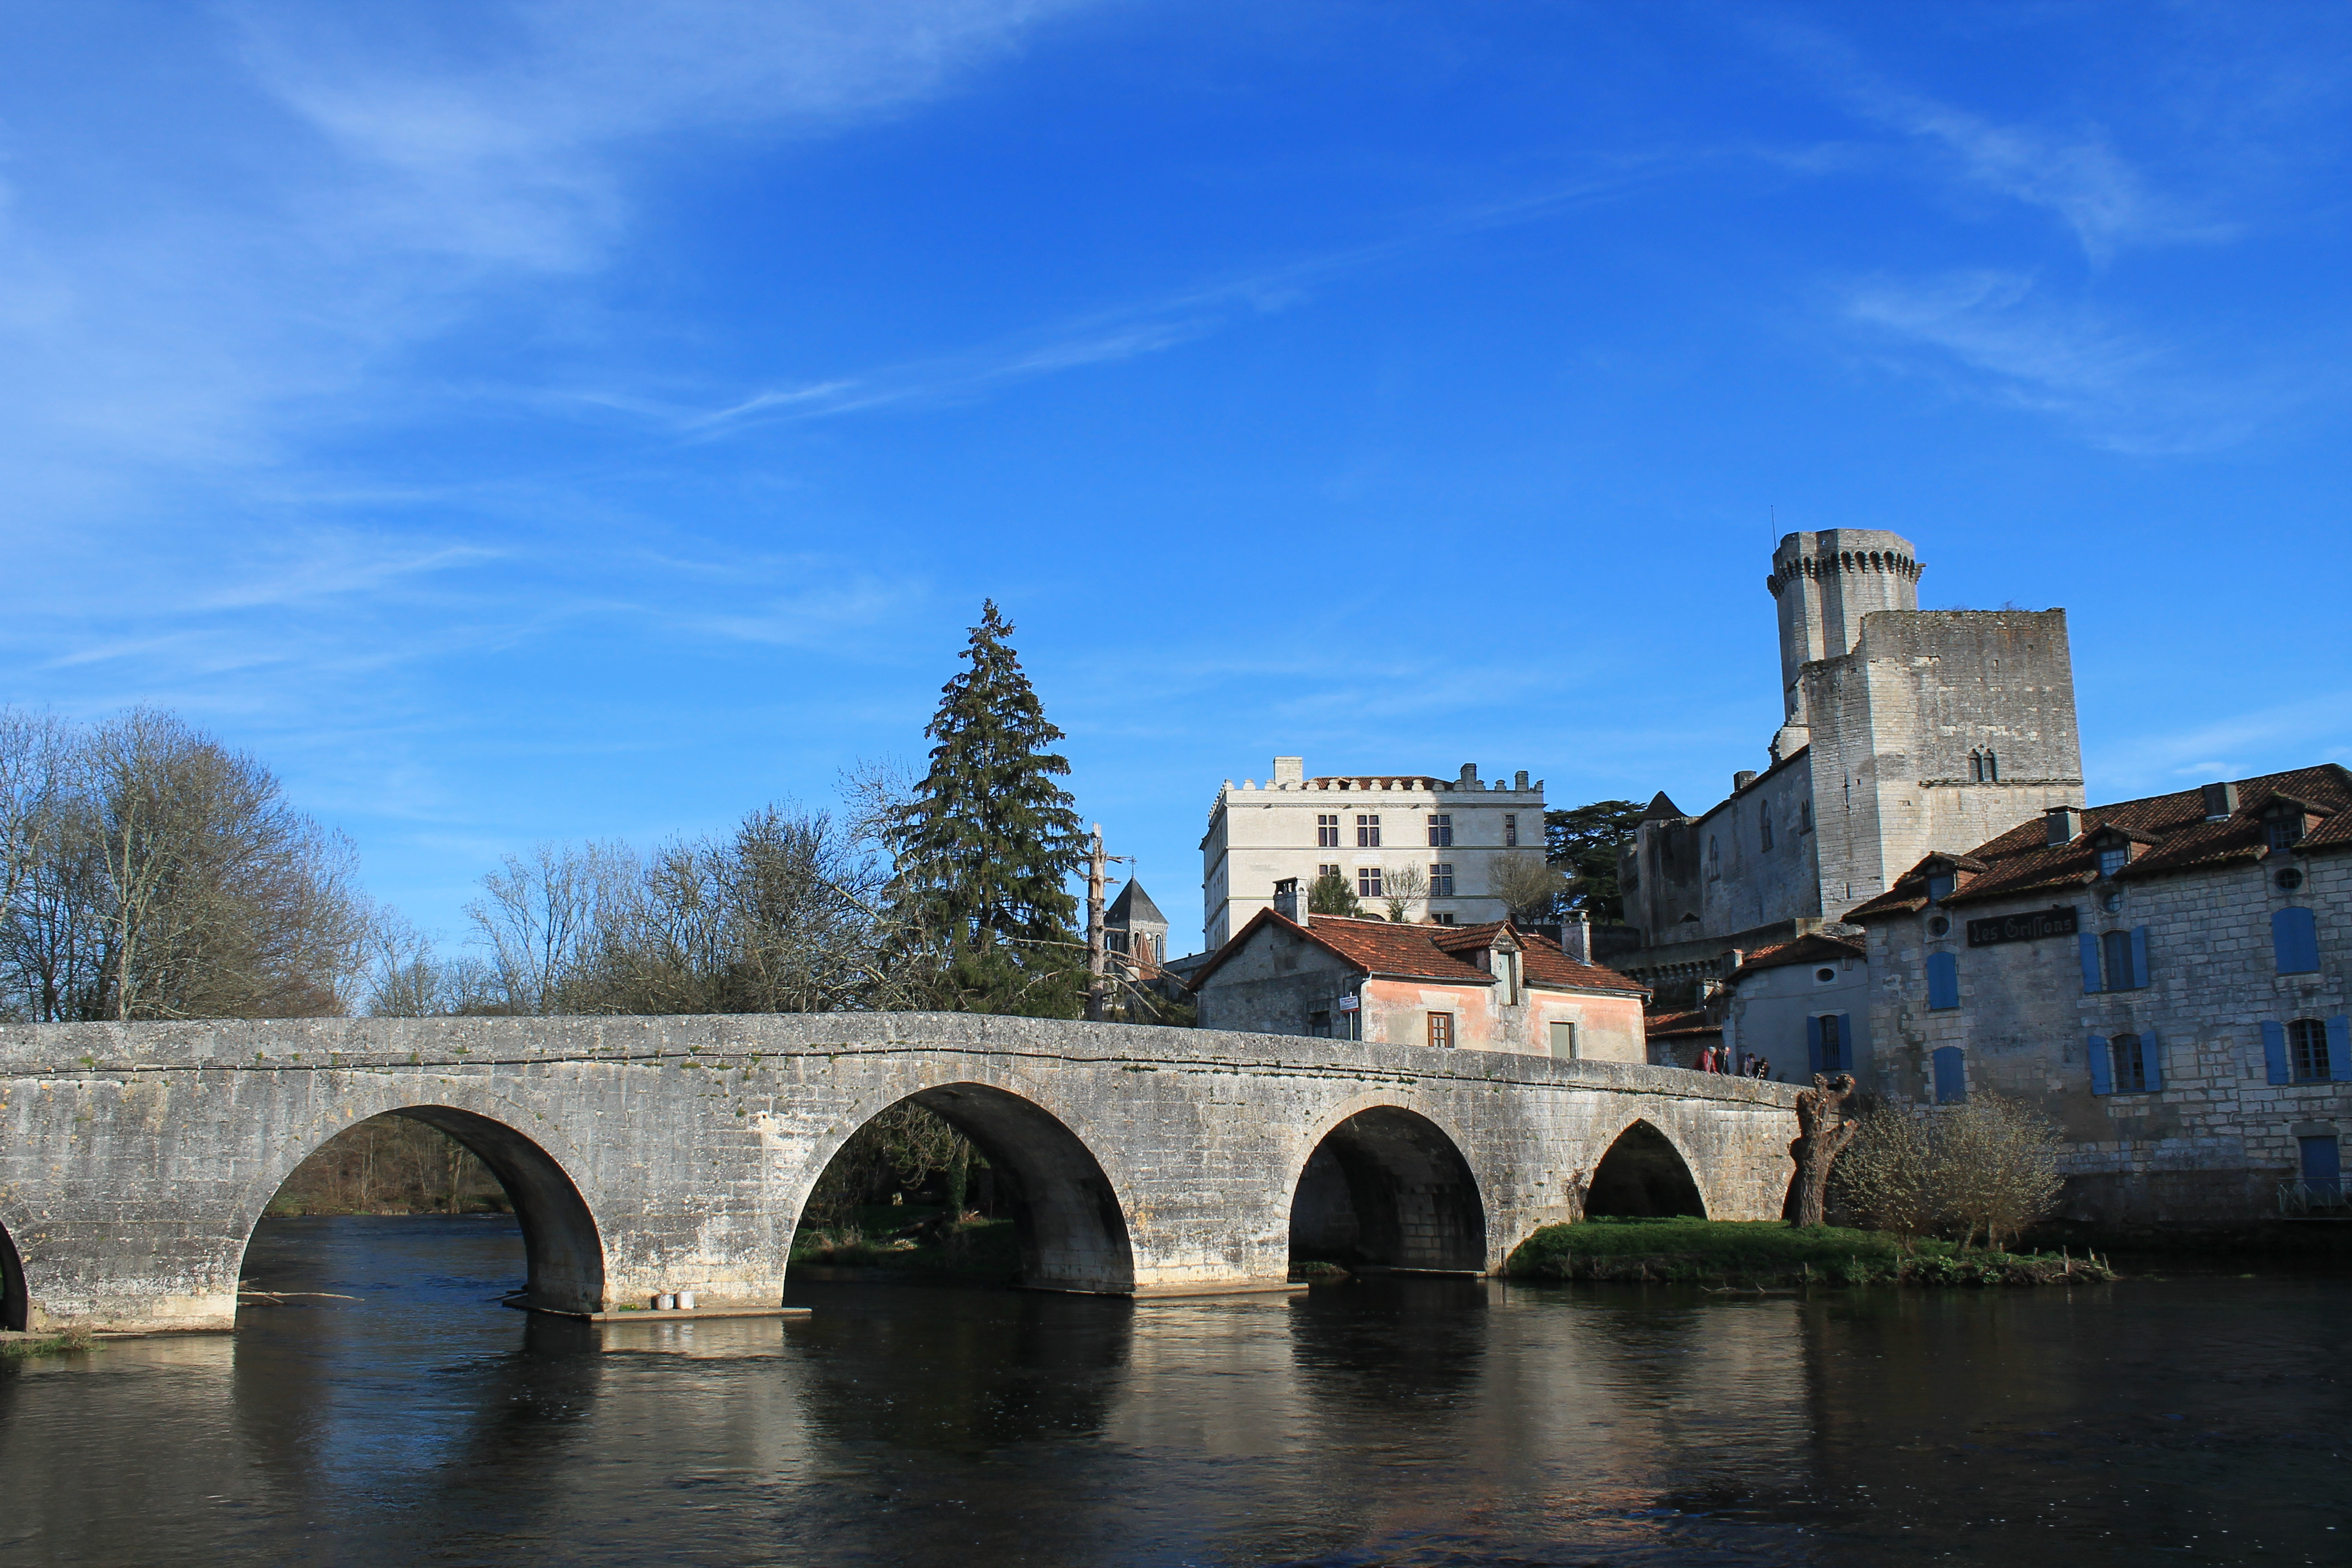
[1723, 932, 1867, 986]
[1846, 764, 2352, 922]
[1428, 920, 1647, 994]
[1645, 1009, 1721, 1039]
[1186, 912, 1647, 995]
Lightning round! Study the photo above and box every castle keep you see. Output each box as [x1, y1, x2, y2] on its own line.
[1615, 530, 2086, 993]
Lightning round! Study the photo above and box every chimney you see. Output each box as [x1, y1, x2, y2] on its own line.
[2201, 781, 2239, 820]
[2044, 805, 2083, 846]
[1514, 769, 1530, 791]
[1733, 770, 1759, 793]
[1560, 913, 1593, 963]
[1272, 878, 1302, 922]
[1458, 763, 1480, 786]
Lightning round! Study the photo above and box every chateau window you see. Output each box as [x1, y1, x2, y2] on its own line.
[2098, 845, 2128, 878]
[2290, 1019, 2332, 1082]
[1549, 1021, 1579, 1060]
[1985, 750, 1999, 782]
[1760, 814, 1774, 851]
[1357, 814, 1381, 848]
[1707, 836, 1720, 877]
[2110, 1033, 2151, 1093]
[1504, 814, 1520, 847]
[1431, 912, 1456, 925]
[1807, 1013, 1848, 1075]
[1317, 814, 1340, 848]
[1107, 930, 1130, 955]
[1970, 750, 1984, 783]
[1357, 867, 1384, 899]
[1799, 800, 1812, 832]
[1428, 1012, 1455, 1049]
[1428, 814, 1453, 847]
[1317, 863, 1341, 881]
[1308, 1011, 1332, 1039]
[1429, 863, 1456, 897]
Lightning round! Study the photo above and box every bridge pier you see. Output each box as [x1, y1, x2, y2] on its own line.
[0, 1015, 1798, 1332]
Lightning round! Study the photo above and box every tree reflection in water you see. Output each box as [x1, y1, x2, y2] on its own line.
[0, 1218, 2342, 1566]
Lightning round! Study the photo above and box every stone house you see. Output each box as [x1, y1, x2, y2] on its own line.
[1717, 930, 1873, 1086]
[1189, 906, 1648, 1061]
[1200, 757, 1545, 949]
[1843, 765, 2352, 1226]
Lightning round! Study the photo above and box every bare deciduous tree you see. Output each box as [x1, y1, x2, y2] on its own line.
[1833, 1107, 1941, 1251]
[1381, 864, 1429, 923]
[1490, 852, 1567, 920]
[1939, 1095, 2066, 1252]
[0, 707, 367, 1021]
[1833, 1095, 2066, 1253]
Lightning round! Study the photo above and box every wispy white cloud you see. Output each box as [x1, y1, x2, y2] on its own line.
[1836, 269, 2317, 454]
[2092, 692, 2352, 794]
[1754, 19, 2222, 263]
[0, 1, 1091, 491]
[231, 0, 1088, 270]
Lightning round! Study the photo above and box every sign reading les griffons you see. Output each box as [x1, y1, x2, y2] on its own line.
[1965, 905, 2078, 948]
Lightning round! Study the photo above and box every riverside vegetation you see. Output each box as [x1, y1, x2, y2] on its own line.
[1510, 1091, 2094, 1288]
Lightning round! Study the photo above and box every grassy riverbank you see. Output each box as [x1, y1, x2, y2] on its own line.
[1, 1327, 96, 1361]
[1507, 1217, 2115, 1287]
[790, 1204, 1022, 1284]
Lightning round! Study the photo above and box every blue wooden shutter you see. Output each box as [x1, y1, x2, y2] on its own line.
[1837, 1014, 1854, 1074]
[1932, 1046, 1965, 1104]
[2087, 1034, 2111, 1095]
[2274, 908, 2320, 974]
[2328, 1016, 2352, 1082]
[2142, 1029, 2165, 1091]
[1806, 1015, 1824, 1075]
[2262, 1020, 2291, 1085]
[2130, 927, 2150, 990]
[2079, 932, 2104, 992]
[1926, 952, 1958, 1010]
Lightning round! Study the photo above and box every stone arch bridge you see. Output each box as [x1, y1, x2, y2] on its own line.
[0, 1015, 1798, 1333]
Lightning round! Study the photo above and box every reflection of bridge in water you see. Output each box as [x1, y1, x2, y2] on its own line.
[0, 1014, 1798, 1332]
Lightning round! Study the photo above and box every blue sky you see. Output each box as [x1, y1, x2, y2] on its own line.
[4, 1, 2348, 954]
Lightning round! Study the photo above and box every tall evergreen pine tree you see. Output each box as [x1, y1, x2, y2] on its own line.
[890, 602, 1086, 1016]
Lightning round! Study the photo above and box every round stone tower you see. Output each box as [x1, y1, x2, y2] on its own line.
[1766, 529, 1923, 726]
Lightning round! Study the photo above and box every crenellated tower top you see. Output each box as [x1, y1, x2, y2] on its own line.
[1767, 529, 1923, 725]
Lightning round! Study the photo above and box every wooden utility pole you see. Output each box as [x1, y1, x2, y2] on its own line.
[1085, 823, 1109, 1022]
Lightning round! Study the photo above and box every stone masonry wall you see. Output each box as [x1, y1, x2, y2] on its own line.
[1861, 847, 2349, 1224]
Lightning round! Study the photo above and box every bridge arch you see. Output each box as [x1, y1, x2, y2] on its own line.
[1288, 1103, 1487, 1273]
[0, 1217, 25, 1331]
[1583, 1118, 1707, 1218]
[244, 1106, 605, 1314]
[801, 1081, 1135, 1294]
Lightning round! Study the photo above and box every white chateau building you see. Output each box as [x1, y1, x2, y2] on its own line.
[1200, 758, 1546, 949]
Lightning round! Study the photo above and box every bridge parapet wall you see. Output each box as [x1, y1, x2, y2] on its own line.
[0, 1015, 1798, 1331]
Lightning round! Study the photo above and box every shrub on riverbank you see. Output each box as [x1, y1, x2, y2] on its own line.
[1, 1326, 96, 1361]
[790, 1207, 1021, 1283]
[1506, 1217, 2112, 1287]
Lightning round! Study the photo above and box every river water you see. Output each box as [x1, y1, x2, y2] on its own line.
[0, 1216, 2343, 1566]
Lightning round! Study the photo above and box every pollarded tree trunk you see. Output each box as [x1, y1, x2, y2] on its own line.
[1784, 1072, 1859, 1228]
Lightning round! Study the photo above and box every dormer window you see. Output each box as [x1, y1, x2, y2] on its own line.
[1925, 873, 1954, 904]
[2264, 816, 2301, 855]
[2098, 845, 2129, 878]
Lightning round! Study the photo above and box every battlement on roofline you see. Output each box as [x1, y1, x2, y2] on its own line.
[1216, 758, 1542, 801]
